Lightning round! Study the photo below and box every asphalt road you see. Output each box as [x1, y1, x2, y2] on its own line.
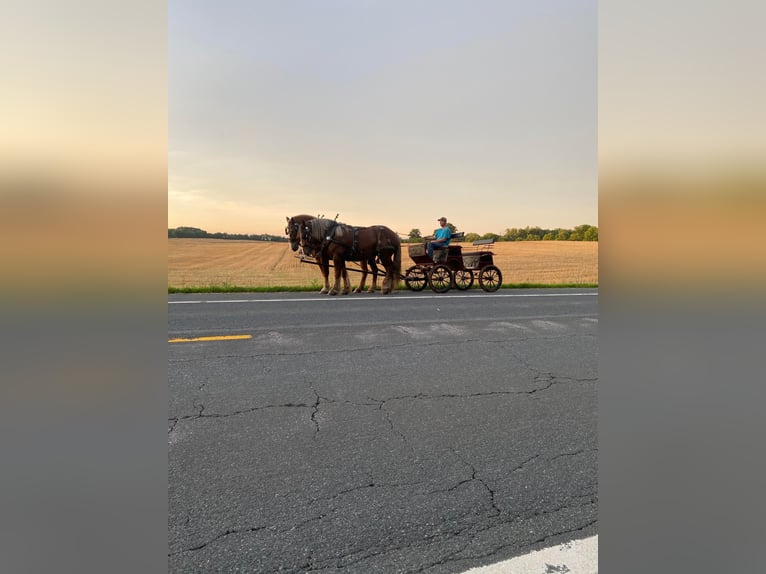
[168, 289, 598, 573]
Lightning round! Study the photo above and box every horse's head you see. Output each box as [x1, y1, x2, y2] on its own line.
[286, 214, 318, 252]
[285, 216, 301, 252]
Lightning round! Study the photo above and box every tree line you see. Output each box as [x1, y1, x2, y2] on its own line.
[169, 223, 598, 243]
[168, 226, 288, 242]
[407, 224, 597, 242]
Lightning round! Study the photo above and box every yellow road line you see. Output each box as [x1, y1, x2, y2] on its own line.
[168, 334, 252, 343]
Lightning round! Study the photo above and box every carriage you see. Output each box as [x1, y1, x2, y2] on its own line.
[404, 233, 503, 293]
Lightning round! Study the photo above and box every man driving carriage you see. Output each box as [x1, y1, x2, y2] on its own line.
[424, 216, 452, 259]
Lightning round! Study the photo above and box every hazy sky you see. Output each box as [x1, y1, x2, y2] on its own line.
[169, 0, 597, 237]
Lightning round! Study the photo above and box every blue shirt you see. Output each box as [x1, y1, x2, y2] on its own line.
[434, 226, 451, 245]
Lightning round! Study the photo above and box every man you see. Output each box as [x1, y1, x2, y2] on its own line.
[425, 216, 452, 259]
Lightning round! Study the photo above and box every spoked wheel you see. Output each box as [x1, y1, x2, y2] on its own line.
[453, 269, 474, 290]
[429, 264, 453, 293]
[404, 265, 428, 291]
[478, 265, 503, 292]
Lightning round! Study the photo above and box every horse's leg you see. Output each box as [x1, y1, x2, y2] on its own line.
[330, 254, 345, 296]
[331, 260, 340, 295]
[318, 256, 330, 294]
[354, 261, 367, 294]
[379, 252, 393, 294]
[367, 258, 379, 293]
[340, 263, 351, 295]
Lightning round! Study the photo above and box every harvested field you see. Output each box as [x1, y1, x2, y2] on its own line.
[168, 238, 598, 289]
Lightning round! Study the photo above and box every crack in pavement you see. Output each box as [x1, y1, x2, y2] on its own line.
[168, 401, 311, 429]
[367, 379, 583, 405]
[168, 373, 594, 435]
[509, 454, 542, 473]
[370, 398, 417, 455]
[169, 524, 270, 556]
[550, 448, 599, 462]
[446, 451, 502, 517]
[170, 511, 334, 557]
[307, 476, 431, 506]
[310, 385, 322, 437]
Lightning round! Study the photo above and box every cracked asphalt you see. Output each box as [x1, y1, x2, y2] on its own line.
[168, 289, 598, 572]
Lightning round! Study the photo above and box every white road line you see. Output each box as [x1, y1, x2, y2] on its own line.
[460, 535, 597, 574]
[168, 292, 597, 304]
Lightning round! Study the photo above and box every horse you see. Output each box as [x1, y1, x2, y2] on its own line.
[286, 215, 385, 295]
[298, 218, 402, 295]
[285, 214, 337, 294]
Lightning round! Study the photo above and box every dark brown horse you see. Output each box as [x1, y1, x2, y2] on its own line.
[286, 215, 387, 295]
[298, 218, 402, 295]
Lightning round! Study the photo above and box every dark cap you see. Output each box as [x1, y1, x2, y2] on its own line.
[437, 217, 447, 222]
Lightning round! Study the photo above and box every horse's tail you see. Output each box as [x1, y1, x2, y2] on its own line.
[392, 237, 402, 289]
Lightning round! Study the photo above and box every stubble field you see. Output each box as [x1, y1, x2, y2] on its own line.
[168, 239, 598, 289]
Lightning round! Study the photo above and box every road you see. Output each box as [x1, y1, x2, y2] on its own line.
[168, 289, 598, 573]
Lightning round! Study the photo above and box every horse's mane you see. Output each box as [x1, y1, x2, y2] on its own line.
[308, 218, 344, 241]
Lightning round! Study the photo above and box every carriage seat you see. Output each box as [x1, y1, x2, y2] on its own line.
[432, 232, 464, 262]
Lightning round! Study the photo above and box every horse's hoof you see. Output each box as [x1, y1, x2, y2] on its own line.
[329, 291, 338, 296]
[320, 289, 329, 294]
[353, 288, 361, 294]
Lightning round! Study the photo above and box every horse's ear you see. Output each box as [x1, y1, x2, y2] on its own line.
[286, 216, 289, 222]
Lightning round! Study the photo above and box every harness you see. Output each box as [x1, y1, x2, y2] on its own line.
[302, 220, 392, 262]
[321, 221, 341, 254]
[325, 223, 359, 259]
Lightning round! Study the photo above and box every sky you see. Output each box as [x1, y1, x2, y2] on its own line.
[168, 0, 597, 237]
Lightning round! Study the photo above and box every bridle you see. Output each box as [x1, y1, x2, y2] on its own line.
[285, 219, 302, 252]
[298, 221, 317, 256]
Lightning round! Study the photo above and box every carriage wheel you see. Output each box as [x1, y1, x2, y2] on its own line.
[404, 266, 428, 291]
[453, 269, 474, 290]
[478, 265, 502, 292]
[429, 264, 452, 293]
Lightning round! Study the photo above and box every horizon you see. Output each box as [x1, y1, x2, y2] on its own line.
[168, 221, 599, 239]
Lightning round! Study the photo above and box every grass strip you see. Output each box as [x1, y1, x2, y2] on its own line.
[169, 283, 597, 294]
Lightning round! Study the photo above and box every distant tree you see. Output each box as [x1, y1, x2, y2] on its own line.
[524, 226, 543, 240]
[502, 228, 522, 241]
[481, 232, 501, 242]
[408, 228, 422, 243]
[542, 232, 556, 240]
[464, 232, 481, 243]
[170, 226, 207, 238]
[583, 226, 598, 241]
[556, 229, 570, 240]
[569, 224, 593, 241]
